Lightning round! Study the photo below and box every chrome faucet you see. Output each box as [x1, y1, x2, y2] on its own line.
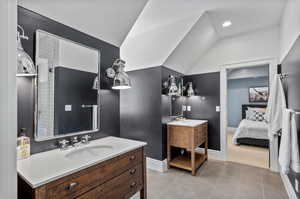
[58, 139, 70, 150]
[70, 136, 80, 147]
[81, 135, 92, 145]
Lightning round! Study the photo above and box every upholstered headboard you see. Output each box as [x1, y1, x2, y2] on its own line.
[242, 104, 267, 119]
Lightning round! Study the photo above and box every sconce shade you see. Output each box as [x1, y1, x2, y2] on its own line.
[187, 82, 195, 97]
[105, 59, 131, 90]
[112, 66, 132, 89]
[17, 32, 36, 76]
[168, 75, 178, 96]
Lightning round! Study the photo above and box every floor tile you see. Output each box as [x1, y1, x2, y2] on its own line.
[131, 160, 288, 199]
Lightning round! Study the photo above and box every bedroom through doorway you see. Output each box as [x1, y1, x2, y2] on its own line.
[226, 64, 270, 169]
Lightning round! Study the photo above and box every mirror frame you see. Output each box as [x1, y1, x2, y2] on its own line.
[34, 29, 101, 142]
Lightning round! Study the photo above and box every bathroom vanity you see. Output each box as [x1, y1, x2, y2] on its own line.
[167, 119, 208, 176]
[18, 137, 147, 199]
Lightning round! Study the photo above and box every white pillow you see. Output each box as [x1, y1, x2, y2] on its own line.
[245, 110, 254, 120]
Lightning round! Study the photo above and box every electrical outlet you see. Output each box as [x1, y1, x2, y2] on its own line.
[187, 106, 191, 111]
[182, 105, 187, 111]
[65, 105, 72, 112]
[216, 106, 220, 112]
[296, 179, 299, 193]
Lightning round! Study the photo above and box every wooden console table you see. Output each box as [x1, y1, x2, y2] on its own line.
[167, 120, 208, 176]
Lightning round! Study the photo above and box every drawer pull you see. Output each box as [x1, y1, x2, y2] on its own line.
[65, 182, 79, 190]
[129, 155, 136, 161]
[129, 168, 136, 175]
[130, 182, 137, 188]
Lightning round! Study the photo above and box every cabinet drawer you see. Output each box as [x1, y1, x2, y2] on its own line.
[76, 164, 143, 199]
[46, 149, 143, 199]
[168, 126, 192, 149]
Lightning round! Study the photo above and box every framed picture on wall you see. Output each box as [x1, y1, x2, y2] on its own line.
[249, 87, 269, 102]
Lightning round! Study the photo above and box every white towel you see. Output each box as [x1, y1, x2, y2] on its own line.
[279, 109, 300, 173]
[290, 113, 300, 173]
[92, 105, 98, 130]
[265, 74, 287, 139]
[37, 58, 49, 83]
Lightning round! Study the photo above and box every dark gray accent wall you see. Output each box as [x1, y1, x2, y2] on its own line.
[161, 67, 184, 159]
[17, 6, 120, 154]
[281, 35, 300, 198]
[120, 67, 163, 160]
[120, 67, 221, 159]
[184, 72, 221, 151]
[54, 67, 98, 135]
[120, 66, 183, 160]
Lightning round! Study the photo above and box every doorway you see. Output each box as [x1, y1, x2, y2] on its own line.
[226, 64, 269, 168]
[220, 58, 279, 171]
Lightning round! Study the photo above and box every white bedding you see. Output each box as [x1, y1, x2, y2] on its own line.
[232, 119, 269, 145]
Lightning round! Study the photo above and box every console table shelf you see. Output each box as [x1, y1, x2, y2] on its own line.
[167, 120, 208, 176]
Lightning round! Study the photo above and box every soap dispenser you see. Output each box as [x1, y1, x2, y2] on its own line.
[17, 128, 30, 160]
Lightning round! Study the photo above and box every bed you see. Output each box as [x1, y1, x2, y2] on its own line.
[232, 104, 269, 148]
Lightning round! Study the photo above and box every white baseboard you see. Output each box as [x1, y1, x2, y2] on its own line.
[146, 157, 168, 173]
[227, 127, 237, 133]
[196, 148, 225, 161]
[280, 172, 298, 199]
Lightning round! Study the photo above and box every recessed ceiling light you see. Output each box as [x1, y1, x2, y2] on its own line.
[222, 20, 232, 28]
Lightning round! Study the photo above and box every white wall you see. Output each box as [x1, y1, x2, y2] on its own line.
[121, 15, 199, 71]
[228, 65, 269, 80]
[187, 26, 279, 74]
[18, 0, 148, 47]
[58, 39, 99, 73]
[0, 0, 17, 198]
[164, 12, 218, 74]
[279, 0, 300, 62]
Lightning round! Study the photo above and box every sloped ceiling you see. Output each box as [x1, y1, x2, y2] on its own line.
[19, 0, 286, 73]
[164, 12, 219, 74]
[120, 0, 203, 71]
[18, 0, 149, 47]
[122, 0, 286, 73]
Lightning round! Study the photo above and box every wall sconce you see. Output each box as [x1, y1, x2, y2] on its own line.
[16, 25, 36, 76]
[162, 75, 183, 96]
[168, 75, 178, 96]
[105, 59, 131, 90]
[186, 82, 195, 97]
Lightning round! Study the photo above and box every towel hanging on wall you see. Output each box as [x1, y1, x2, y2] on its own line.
[279, 109, 300, 173]
[265, 74, 287, 139]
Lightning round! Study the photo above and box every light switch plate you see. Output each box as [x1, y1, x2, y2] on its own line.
[187, 106, 191, 111]
[216, 106, 220, 112]
[65, 105, 72, 112]
[182, 105, 187, 111]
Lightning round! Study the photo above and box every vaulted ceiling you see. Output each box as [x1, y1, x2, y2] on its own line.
[19, 0, 286, 74]
[121, 0, 286, 73]
[18, 0, 149, 47]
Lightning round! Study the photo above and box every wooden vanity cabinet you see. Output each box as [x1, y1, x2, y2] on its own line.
[18, 147, 147, 199]
[167, 122, 208, 176]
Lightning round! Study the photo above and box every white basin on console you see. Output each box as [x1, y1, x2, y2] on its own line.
[64, 145, 114, 159]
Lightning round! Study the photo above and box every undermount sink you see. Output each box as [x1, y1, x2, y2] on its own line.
[64, 145, 114, 159]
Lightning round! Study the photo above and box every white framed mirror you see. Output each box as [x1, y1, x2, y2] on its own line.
[35, 30, 100, 141]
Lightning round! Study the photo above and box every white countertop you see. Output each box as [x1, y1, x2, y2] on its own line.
[167, 119, 208, 127]
[17, 136, 146, 188]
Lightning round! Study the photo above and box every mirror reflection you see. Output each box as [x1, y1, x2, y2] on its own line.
[35, 30, 100, 141]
